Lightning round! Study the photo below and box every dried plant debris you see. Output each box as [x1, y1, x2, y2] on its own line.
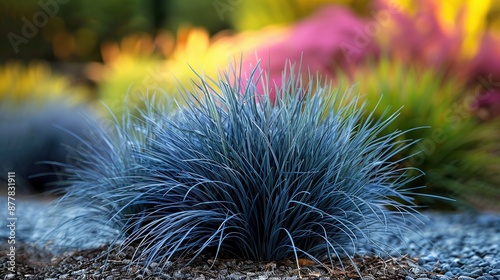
[0, 243, 424, 279]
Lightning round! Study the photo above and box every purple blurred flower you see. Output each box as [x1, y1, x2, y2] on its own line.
[375, 0, 500, 119]
[467, 35, 500, 119]
[241, 1, 500, 119]
[375, 0, 463, 70]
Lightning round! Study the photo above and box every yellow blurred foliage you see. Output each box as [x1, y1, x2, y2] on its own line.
[162, 26, 286, 92]
[90, 26, 286, 115]
[0, 61, 89, 106]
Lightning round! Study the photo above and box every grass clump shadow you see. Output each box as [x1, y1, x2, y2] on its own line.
[49, 63, 430, 275]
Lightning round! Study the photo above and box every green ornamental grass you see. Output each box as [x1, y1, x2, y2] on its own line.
[335, 59, 500, 210]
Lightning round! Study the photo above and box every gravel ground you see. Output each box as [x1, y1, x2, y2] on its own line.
[395, 212, 500, 280]
[1, 244, 418, 279]
[0, 197, 499, 279]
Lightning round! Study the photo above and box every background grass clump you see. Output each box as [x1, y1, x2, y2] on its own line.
[334, 59, 500, 210]
[0, 62, 99, 193]
[53, 65, 428, 273]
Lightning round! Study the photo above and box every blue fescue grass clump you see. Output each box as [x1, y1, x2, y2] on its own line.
[54, 65, 426, 271]
[0, 102, 101, 193]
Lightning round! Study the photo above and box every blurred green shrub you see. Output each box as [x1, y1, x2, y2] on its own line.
[164, 0, 231, 35]
[335, 59, 500, 210]
[1, 0, 239, 62]
[1, 0, 153, 61]
[229, 0, 371, 31]
[55, 0, 152, 60]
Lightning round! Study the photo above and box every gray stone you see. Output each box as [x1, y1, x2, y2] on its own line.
[71, 269, 86, 276]
[469, 268, 485, 277]
[477, 275, 495, 280]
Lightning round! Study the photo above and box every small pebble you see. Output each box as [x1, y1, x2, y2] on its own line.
[445, 271, 454, 277]
[477, 275, 495, 280]
[491, 262, 500, 269]
[71, 269, 86, 276]
[469, 268, 484, 277]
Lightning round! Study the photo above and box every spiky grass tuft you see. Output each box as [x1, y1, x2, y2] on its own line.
[53, 64, 426, 272]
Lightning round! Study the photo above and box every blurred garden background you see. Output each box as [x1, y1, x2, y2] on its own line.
[1, 0, 500, 211]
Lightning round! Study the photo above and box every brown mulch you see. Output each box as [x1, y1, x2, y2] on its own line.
[0, 243, 439, 280]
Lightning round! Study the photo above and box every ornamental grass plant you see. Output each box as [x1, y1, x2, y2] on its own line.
[51, 64, 429, 274]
